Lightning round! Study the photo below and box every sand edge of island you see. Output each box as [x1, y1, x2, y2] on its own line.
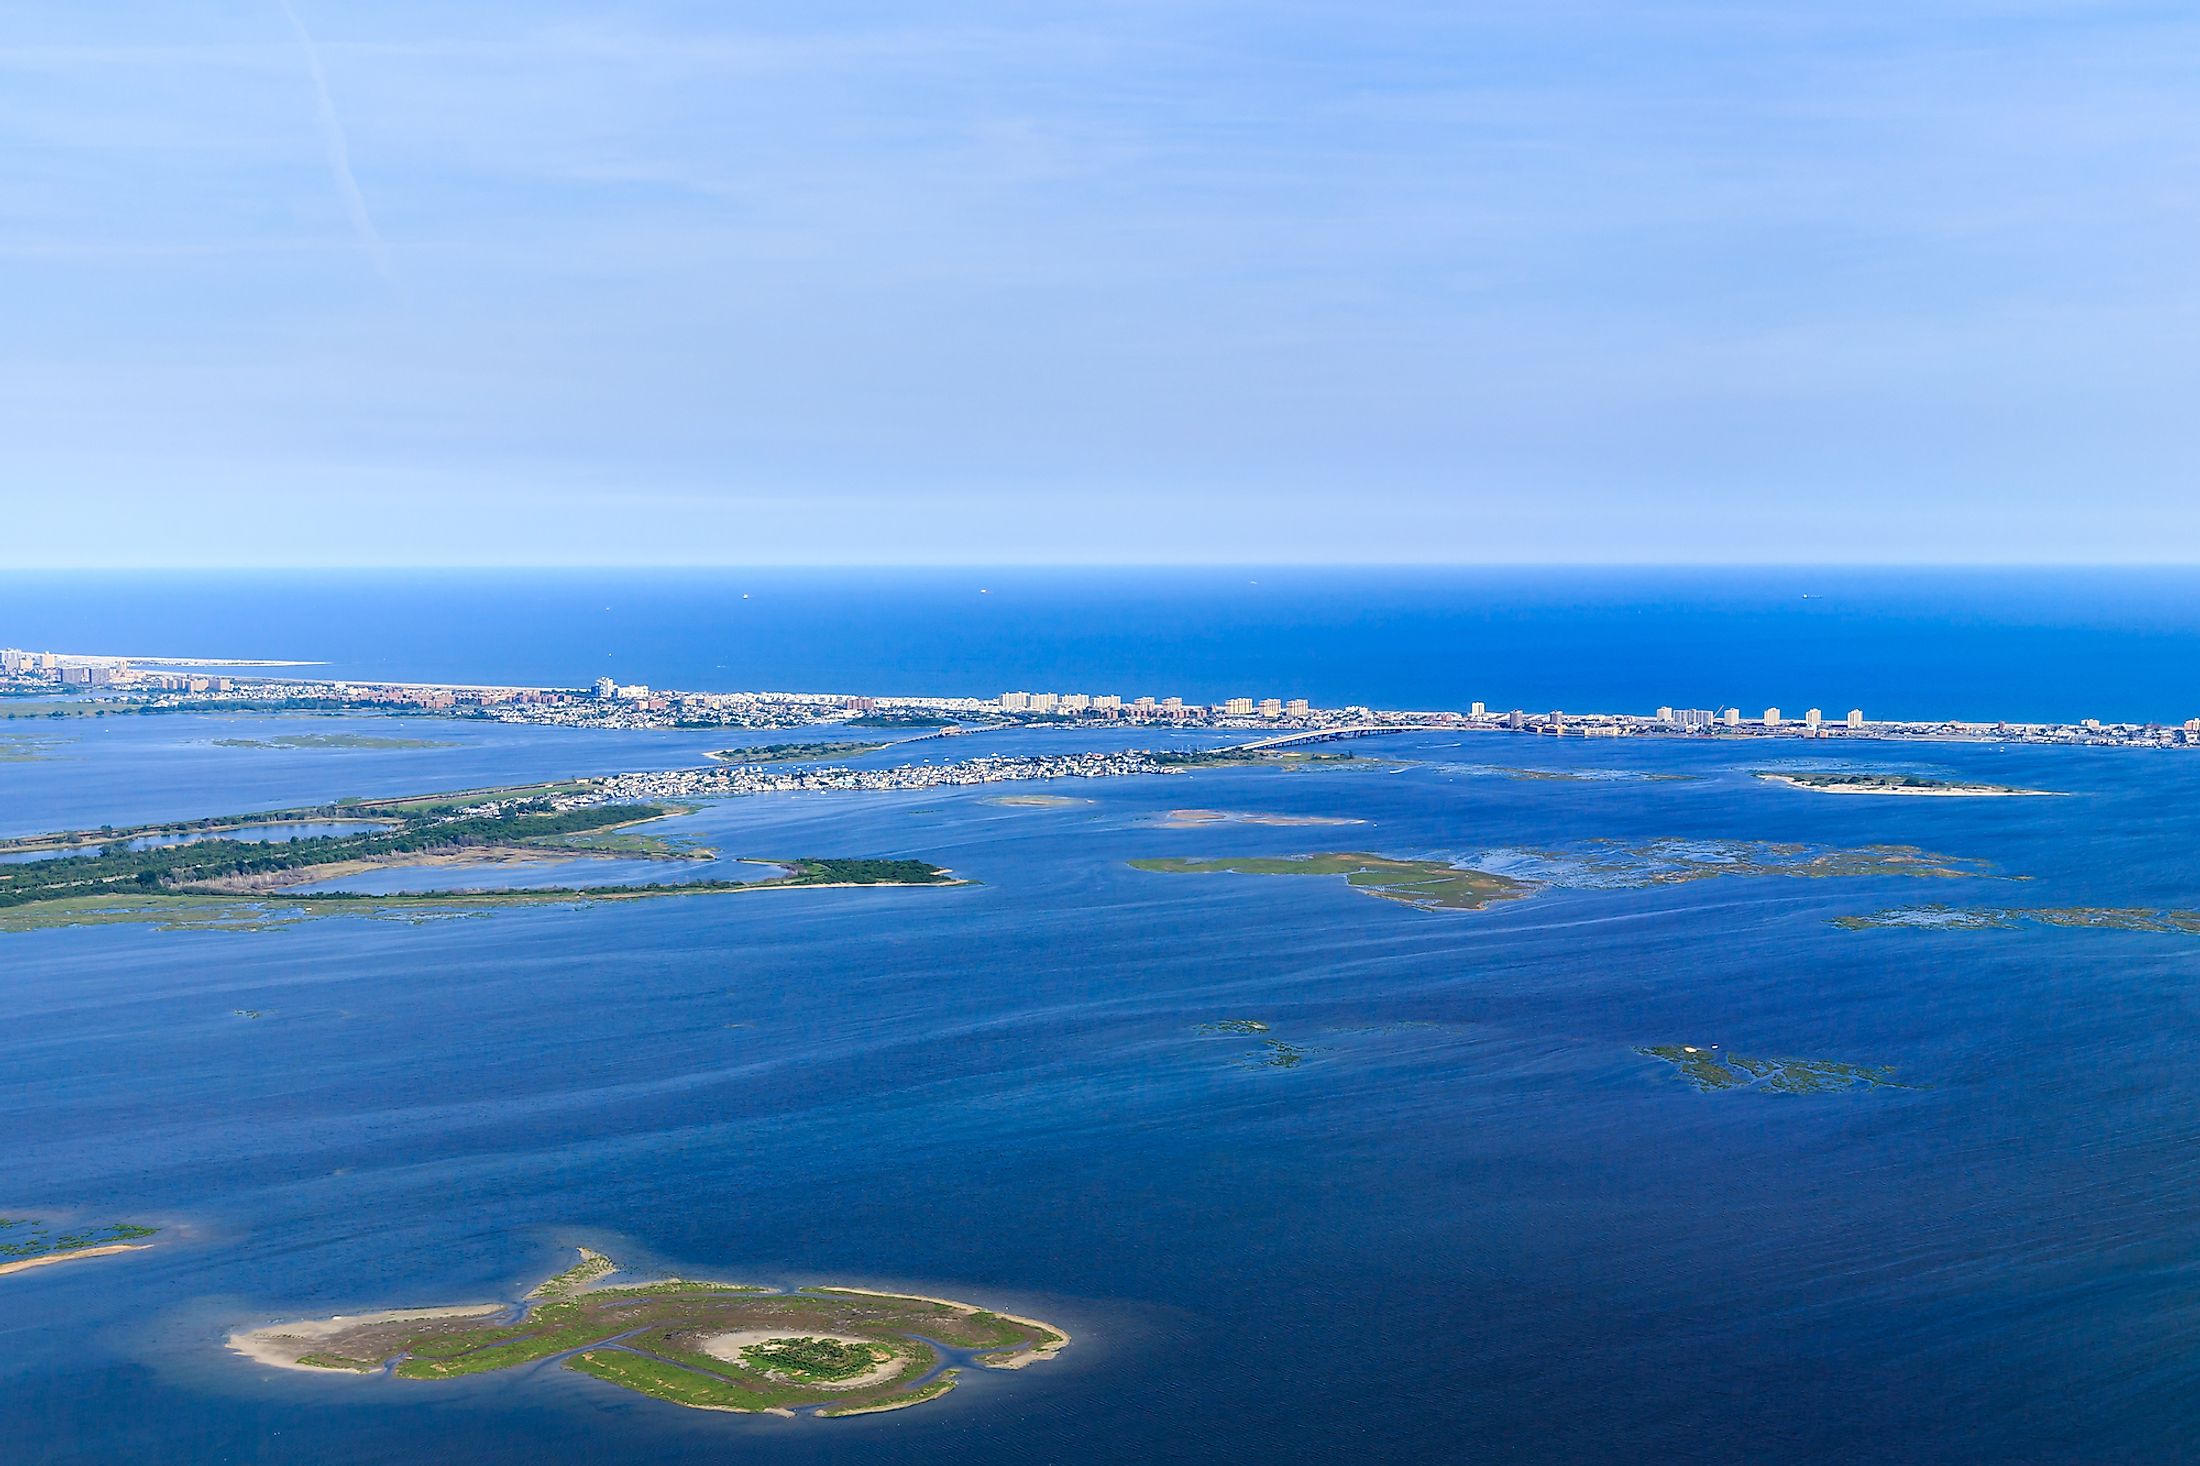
[1757, 774, 2062, 798]
[0, 1243, 153, 1278]
[809, 1287, 1070, 1367]
[228, 1305, 506, 1371]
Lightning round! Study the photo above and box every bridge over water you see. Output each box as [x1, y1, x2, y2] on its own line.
[1224, 724, 1422, 752]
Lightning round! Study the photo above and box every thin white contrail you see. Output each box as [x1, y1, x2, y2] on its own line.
[277, 0, 395, 285]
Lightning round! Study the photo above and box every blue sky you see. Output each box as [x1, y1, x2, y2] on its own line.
[4, 2, 2197, 565]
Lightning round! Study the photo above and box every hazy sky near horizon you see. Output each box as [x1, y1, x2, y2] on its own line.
[4, 2, 2198, 566]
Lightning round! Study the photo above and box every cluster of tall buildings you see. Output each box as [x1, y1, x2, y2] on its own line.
[1655, 705, 1866, 731]
[996, 691, 1311, 720]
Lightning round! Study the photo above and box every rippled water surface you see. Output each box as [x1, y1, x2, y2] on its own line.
[4, 716, 2199, 1463]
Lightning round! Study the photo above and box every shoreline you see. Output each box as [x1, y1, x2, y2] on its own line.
[1757, 774, 2061, 798]
[229, 1304, 506, 1371]
[0, 1243, 152, 1278]
[811, 1287, 1070, 1365]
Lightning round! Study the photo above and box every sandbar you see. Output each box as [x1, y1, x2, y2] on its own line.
[229, 1305, 505, 1371]
[0, 1243, 151, 1277]
[1159, 809, 1365, 828]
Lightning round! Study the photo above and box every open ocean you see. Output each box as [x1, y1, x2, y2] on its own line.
[4, 571, 2200, 1464]
[7, 566, 2200, 722]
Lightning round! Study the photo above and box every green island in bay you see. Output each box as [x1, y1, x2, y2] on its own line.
[1756, 771, 2056, 797]
[1149, 748, 1399, 772]
[1158, 808, 1364, 828]
[1133, 839, 1999, 917]
[1639, 1045, 1908, 1094]
[0, 789, 960, 934]
[1834, 904, 2200, 934]
[230, 1249, 1066, 1419]
[0, 1218, 160, 1277]
[1521, 838, 2000, 887]
[1130, 853, 1534, 911]
[710, 741, 892, 764]
[983, 793, 1092, 808]
[0, 734, 67, 763]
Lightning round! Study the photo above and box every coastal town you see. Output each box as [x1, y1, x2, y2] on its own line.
[6, 643, 2200, 750]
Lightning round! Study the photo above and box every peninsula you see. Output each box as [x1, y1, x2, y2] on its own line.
[231, 1249, 1066, 1419]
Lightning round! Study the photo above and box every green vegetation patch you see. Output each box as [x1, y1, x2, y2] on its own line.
[1132, 852, 1533, 912]
[1640, 1044, 1907, 1094]
[294, 1352, 377, 1372]
[711, 741, 891, 764]
[0, 1219, 159, 1263]
[567, 1349, 788, 1410]
[742, 1336, 889, 1382]
[0, 783, 960, 933]
[1150, 748, 1395, 771]
[1758, 770, 2051, 796]
[1520, 838, 2000, 888]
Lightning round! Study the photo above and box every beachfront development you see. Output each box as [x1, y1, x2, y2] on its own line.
[5, 643, 2199, 750]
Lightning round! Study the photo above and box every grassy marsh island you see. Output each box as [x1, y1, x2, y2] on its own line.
[1149, 748, 1396, 772]
[230, 1249, 1066, 1419]
[1640, 1045, 1907, 1094]
[1526, 838, 2001, 887]
[0, 734, 67, 763]
[1131, 853, 1534, 912]
[0, 1218, 159, 1277]
[0, 860, 960, 935]
[210, 733, 454, 751]
[0, 794, 960, 933]
[710, 741, 891, 764]
[1833, 904, 2200, 934]
[983, 794, 1092, 809]
[1756, 771, 2058, 797]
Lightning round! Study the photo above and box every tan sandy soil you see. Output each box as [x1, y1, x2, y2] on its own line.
[0, 1243, 151, 1277]
[228, 1305, 504, 1371]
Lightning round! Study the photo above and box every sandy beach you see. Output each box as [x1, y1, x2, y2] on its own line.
[813, 1287, 1070, 1365]
[228, 1305, 504, 1371]
[0, 1243, 151, 1278]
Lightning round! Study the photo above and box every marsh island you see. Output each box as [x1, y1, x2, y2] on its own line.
[0, 1218, 159, 1277]
[231, 1249, 1066, 1418]
[1131, 853, 1533, 911]
[0, 792, 959, 934]
[1756, 771, 2056, 797]
[1640, 1045, 1907, 1094]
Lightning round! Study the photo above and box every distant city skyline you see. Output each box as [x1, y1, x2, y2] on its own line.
[6, 2, 2199, 567]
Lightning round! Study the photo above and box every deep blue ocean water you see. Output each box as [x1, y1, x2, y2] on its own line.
[5, 576, 2200, 1463]
[9, 567, 2200, 722]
